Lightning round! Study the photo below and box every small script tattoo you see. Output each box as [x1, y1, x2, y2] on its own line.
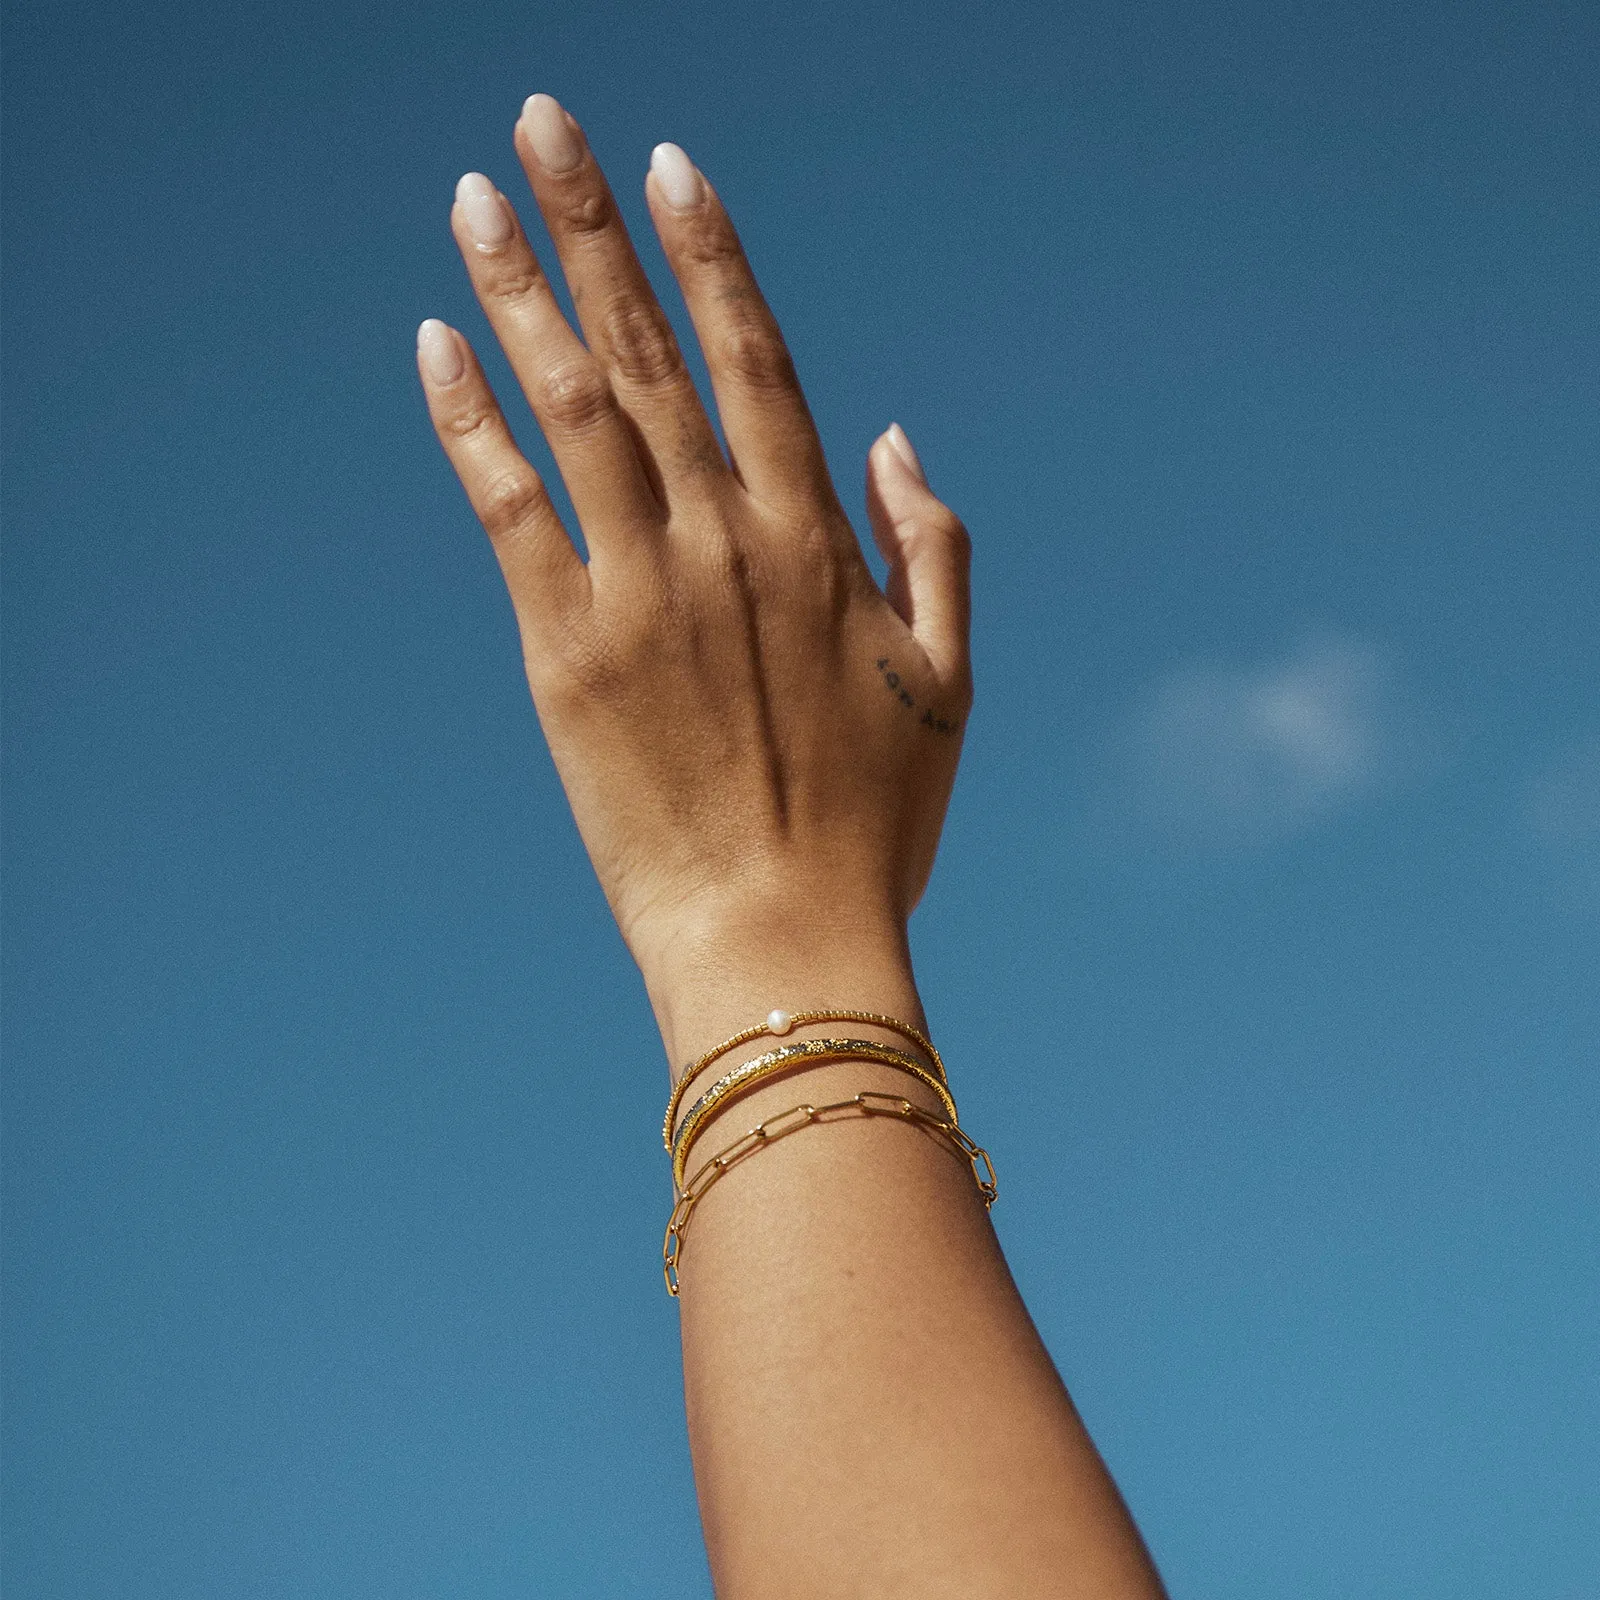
[875, 659, 959, 735]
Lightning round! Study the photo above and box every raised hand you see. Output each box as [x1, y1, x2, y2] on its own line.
[417, 96, 972, 1061]
[418, 98, 1166, 1600]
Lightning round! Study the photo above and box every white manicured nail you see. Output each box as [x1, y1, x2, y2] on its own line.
[522, 93, 585, 173]
[455, 172, 512, 250]
[886, 423, 926, 483]
[417, 319, 464, 385]
[650, 143, 704, 211]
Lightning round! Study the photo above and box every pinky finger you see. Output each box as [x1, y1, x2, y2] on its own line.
[864, 424, 972, 694]
[416, 318, 587, 630]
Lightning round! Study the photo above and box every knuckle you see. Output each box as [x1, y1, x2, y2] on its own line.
[481, 258, 546, 306]
[716, 320, 797, 393]
[602, 299, 684, 387]
[547, 619, 627, 705]
[905, 507, 968, 552]
[682, 220, 745, 272]
[784, 518, 835, 569]
[443, 398, 499, 442]
[477, 469, 547, 538]
[688, 524, 748, 589]
[537, 360, 616, 431]
[553, 186, 614, 238]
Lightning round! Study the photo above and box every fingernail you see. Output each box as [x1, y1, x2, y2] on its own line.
[650, 143, 705, 211]
[522, 93, 585, 173]
[455, 172, 513, 250]
[886, 423, 926, 483]
[417, 319, 464, 385]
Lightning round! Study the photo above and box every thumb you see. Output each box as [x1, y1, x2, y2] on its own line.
[865, 424, 972, 687]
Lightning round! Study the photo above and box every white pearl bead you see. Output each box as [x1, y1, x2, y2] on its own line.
[766, 1008, 793, 1035]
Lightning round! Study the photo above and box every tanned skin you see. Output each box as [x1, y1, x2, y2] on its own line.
[418, 93, 1167, 1600]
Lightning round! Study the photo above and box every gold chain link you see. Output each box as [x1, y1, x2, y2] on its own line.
[670, 1039, 960, 1191]
[663, 1090, 998, 1297]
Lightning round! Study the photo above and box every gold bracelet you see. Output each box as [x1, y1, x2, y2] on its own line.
[663, 1009, 947, 1151]
[671, 1038, 959, 1191]
[663, 1090, 999, 1296]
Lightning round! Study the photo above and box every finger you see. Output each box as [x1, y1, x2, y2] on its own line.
[645, 143, 832, 510]
[417, 318, 587, 629]
[864, 425, 971, 688]
[513, 95, 727, 502]
[450, 172, 660, 547]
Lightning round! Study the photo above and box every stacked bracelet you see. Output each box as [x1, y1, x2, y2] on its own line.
[663, 1090, 998, 1296]
[663, 1008, 948, 1152]
[670, 1037, 959, 1191]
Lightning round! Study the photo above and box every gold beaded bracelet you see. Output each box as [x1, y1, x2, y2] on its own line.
[663, 1090, 999, 1296]
[671, 1038, 960, 1192]
[662, 1009, 948, 1153]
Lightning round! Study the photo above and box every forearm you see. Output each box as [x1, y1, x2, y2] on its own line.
[421, 95, 1165, 1593]
[655, 929, 1167, 1600]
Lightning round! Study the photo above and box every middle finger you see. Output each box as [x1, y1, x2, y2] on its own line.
[515, 95, 728, 502]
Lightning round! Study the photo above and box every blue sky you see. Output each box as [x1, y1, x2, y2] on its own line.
[4, 0, 1596, 1595]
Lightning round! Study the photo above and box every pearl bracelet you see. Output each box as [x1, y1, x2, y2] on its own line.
[662, 1008, 948, 1153]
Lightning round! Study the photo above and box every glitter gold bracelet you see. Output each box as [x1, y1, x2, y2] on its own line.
[663, 1090, 998, 1296]
[662, 1008, 947, 1152]
[671, 1038, 959, 1192]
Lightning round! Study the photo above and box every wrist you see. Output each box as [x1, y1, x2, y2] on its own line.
[635, 900, 923, 1075]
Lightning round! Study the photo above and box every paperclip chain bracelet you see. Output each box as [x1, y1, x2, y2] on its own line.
[663, 1090, 999, 1296]
[662, 1009, 948, 1152]
[671, 1038, 960, 1191]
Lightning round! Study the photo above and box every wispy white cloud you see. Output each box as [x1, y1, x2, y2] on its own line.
[1118, 634, 1395, 845]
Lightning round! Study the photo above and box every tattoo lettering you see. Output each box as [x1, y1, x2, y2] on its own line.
[875, 659, 959, 735]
